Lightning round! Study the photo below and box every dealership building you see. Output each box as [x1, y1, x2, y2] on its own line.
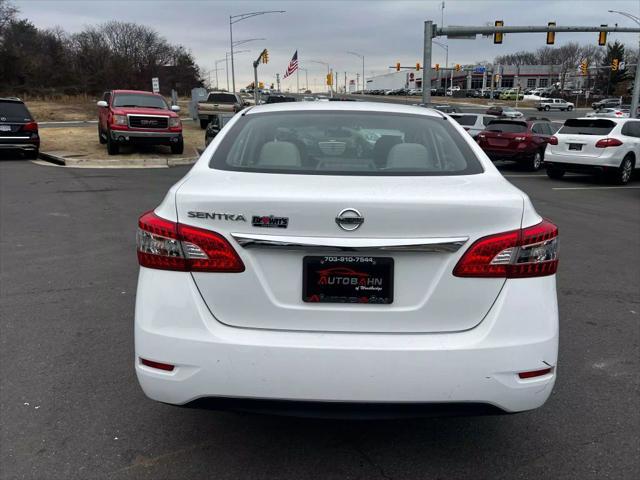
[365, 64, 584, 91]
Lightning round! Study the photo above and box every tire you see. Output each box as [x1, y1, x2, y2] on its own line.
[544, 105, 550, 111]
[106, 131, 119, 155]
[199, 119, 209, 129]
[546, 165, 565, 179]
[98, 128, 106, 144]
[171, 139, 184, 155]
[24, 149, 39, 160]
[567, 105, 574, 111]
[527, 151, 543, 171]
[610, 155, 634, 185]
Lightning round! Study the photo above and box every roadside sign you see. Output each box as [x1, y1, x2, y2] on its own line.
[619, 61, 626, 71]
[474, 66, 486, 74]
[152, 77, 160, 93]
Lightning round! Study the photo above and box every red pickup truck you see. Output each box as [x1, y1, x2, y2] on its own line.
[97, 90, 183, 155]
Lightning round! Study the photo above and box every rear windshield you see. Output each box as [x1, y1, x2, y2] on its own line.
[207, 93, 238, 103]
[112, 93, 167, 109]
[450, 115, 476, 126]
[0, 101, 32, 121]
[266, 96, 297, 104]
[210, 111, 483, 176]
[486, 121, 527, 133]
[559, 119, 615, 135]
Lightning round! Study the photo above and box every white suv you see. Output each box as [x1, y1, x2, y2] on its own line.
[545, 118, 639, 184]
[537, 98, 574, 112]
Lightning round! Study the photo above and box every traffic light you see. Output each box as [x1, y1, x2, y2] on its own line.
[435, 63, 440, 71]
[598, 25, 607, 46]
[326, 73, 333, 86]
[494, 20, 504, 44]
[396, 62, 401, 72]
[611, 58, 619, 71]
[416, 63, 421, 71]
[262, 49, 269, 64]
[455, 64, 461, 72]
[580, 60, 588, 75]
[546, 22, 555, 45]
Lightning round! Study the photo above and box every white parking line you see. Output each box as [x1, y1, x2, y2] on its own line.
[552, 186, 640, 190]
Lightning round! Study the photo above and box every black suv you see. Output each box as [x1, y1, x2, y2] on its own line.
[0, 98, 39, 158]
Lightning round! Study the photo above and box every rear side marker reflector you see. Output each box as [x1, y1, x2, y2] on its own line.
[140, 358, 175, 371]
[518, 367, 553, 379]
[453, 219, 558, 278]
[136, 211, 245, 272]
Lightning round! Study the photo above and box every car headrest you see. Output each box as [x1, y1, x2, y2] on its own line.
[257, 141, 301, 167]
[386, 143, 432, 169]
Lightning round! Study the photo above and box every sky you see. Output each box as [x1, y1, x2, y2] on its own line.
[13, 0, 640, 91]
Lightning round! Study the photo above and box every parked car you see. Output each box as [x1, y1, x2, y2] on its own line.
[485, 106, 524, 118]
[204, 114, 234, 147]
[445, 86, 461, 96]
[301, 96, 316, 102]
[544, 117, 639, 184]
[415, 103, 460, 113]
[499, 89, 524, 101]
[430, 87, 446, 96]
[585, 108, 628, 118]
[197, 91, 244, 129]
[449, 113, 498, 138]
[592, 98, 622, 110]
[537, 98, 574, 111]
[0, 97, 39, 159]
[135, 101, 559, 415]
[265, 95, 297, 104]
[97, 90, 183, 155]
[465, 89, 483, 98]
[476, 118, 556, 170]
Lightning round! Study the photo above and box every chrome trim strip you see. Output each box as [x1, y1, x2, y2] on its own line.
[231, 233, 468, 253]
[0, 136, 31, 139]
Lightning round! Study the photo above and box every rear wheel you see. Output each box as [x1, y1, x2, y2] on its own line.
[171, 139, 184, 155]
[527, 151, 543, 171]
[546, 165, 565, 179]
[24, 149, 39, 160]
[567, 105, 574, 111]
[106, 131, 119, 155]
[199, 119, 209, 129]
[98, 128, 106, 144]
[544, 105, 550, 111]
[610, 155, 634, 185]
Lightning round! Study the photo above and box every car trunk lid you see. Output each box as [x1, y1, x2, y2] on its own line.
[175, 170, 525, 333]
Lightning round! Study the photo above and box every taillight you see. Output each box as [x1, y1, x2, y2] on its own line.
[136, 211, 245, 272]
[548, 136, 558, 145]
[595, 138, 623, 148]
[23, 121, 38, 132]
[453, 219, 558, 278]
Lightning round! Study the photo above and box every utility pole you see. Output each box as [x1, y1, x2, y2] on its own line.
[421, 20, 433, 104]
[276, 73, 280, 92]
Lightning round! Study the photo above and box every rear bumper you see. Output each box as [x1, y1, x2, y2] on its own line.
[135, 268, 558, 413]
[483, 149, 536, 162]
[545, 150, 622, 169]
[0, 138, 39, 150]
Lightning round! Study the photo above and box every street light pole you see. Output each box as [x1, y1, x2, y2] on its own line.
[608, 10, 640, 118]
[433, 40, 448, 90]
[347, 51, 365, 92]
[229, 10, 285, 94]
[310, 60, 331, 97]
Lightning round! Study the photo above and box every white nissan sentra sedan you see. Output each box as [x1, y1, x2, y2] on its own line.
[135, 102, 559, 415]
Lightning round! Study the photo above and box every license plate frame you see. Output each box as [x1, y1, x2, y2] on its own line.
[303, 256, 394, 304]
[568, 143, 583, 151]
[0, 125, 11, 132]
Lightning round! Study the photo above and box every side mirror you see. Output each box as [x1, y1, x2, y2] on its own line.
[171, 105, 181, 112]
[97, 100, 108, 108]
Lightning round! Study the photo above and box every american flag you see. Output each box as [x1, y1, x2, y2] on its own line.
[283, 50, 298, 78]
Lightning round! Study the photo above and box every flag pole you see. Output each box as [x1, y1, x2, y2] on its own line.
[296, 50, 300, 94]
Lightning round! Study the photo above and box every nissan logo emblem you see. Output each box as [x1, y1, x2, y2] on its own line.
[335, 208, 364, 231]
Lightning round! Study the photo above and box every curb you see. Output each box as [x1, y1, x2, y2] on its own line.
[38, 151, 198, 169]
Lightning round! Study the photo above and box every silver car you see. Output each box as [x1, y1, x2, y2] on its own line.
[449, 113, 498, 138]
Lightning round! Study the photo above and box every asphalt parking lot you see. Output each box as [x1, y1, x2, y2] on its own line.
[1, 157, 638, 480]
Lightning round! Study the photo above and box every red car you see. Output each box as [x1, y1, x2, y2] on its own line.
[476, 118, 555, 170]
[97, 90, 183, 155]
